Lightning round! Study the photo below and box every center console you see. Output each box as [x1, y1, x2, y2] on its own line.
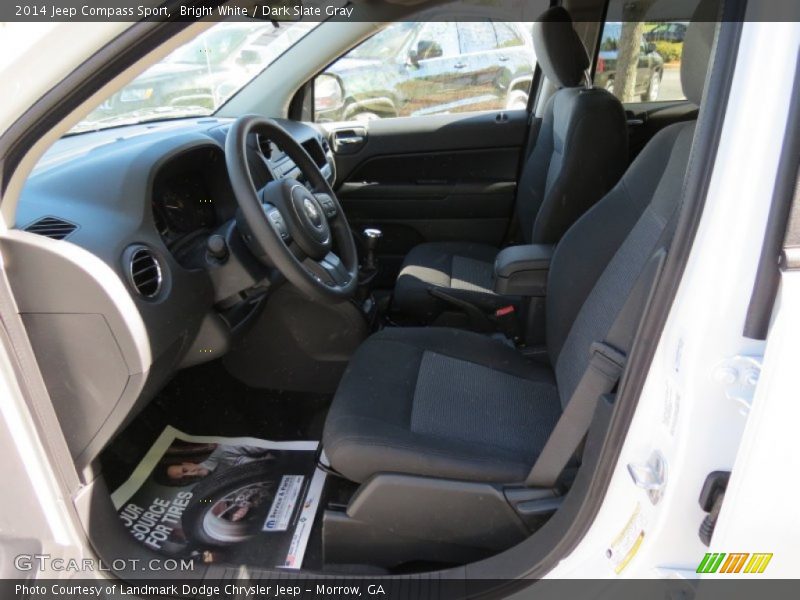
[493, 244, 553, 346]
[493, 244, 553, 296]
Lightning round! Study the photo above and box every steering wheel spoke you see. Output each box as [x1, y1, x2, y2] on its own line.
[288, 239, 307, 261]
[263, 203, 291, 243]
[304, 252, 353, 288]
[313, 192, 338, 219]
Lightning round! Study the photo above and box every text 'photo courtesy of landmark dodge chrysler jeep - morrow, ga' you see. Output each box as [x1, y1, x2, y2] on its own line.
[2, 0, 800, 591]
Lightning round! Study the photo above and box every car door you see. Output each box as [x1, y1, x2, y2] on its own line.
[305, 16, 542, 286]
[326, 110, 528, 286]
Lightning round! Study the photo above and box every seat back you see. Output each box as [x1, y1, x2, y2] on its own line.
[516, 7, 628, 245]
[545, 9, 719, 408]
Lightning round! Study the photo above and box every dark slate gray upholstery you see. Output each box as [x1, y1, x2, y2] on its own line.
[522, 87, 628, 245]
[393, 8, 628, 321]
[323, 328, 562, 483]
[393, 242, 500, 321]
[324, 16, 717, 484]
[532, 6, 590, 88]
[328, 126, 696, 484]
[546, 123, 697, 390]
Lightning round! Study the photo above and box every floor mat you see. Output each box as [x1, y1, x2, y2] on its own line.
[111, 426, 326, 570]
[100, 360, 331, 493]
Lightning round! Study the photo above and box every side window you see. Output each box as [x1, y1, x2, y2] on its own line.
[414, 22, 460, 59]
[458, 22, 497, 54]
[313, 17, 538, 123]
[594, 10, 688, 103]
[494, 22, 524, 48]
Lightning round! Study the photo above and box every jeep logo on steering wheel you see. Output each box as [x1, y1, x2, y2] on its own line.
[303, 197, 322, 228]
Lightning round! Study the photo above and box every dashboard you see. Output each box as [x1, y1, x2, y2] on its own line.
[148, 122, 335, 255]
[8, 116, 336, 468]
[17, 115, 335, 304]
[152, 146, 226, 242]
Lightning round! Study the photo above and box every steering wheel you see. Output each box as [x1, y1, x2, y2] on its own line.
[225, 115, 358, 302]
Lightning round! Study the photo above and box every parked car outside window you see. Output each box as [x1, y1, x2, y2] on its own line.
[594, 20, 688, 103]
[644, 21, 688, 43]
[313, 20, 535, 123]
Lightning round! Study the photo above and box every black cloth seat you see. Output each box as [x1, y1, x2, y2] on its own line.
[391, 242, 502, 320]
[324, 13, 718, 484]
[393, 7, 628, 322]
[323, 327, 562, 483]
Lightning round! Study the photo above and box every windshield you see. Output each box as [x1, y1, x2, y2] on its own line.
[165, 26, 254, 66]
[69, 20, 318, 134]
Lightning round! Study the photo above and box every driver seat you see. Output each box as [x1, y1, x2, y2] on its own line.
[323, 16, 717, 485]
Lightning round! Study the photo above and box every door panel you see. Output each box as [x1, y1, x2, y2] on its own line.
[326, 110, 529, 283]
[339, 179, 516, 270]
[625, 101, 699, 160]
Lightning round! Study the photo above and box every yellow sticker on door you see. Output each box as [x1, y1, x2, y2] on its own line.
[607, 503, 645, 574]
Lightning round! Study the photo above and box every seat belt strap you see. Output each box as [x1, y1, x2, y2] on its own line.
[525, 341, 626, 488]
[524, 248, 667, 488]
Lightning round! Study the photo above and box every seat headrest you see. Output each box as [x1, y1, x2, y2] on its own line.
[681, 0, 721, 105]
[532, 7, 590, 88]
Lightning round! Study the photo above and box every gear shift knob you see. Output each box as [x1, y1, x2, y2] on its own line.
[364, 228, 383, 245]
[363, 228, 382, 271]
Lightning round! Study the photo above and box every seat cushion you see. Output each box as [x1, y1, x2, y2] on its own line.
[322, 328, 562, 484]
[393, 242, 499, 320]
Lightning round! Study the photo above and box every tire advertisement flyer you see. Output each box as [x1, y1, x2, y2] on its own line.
[110, 426, 327, 569]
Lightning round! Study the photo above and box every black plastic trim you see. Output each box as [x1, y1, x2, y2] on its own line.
[743, 47, 800, 338]
[589, 0, 613, 81]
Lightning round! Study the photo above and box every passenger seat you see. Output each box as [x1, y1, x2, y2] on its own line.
[392, 7, 628, 323]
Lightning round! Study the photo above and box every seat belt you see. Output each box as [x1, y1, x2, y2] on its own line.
[525, 249, 667, 488]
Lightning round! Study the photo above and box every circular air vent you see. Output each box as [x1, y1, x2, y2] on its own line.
[127, 247, 162, 298]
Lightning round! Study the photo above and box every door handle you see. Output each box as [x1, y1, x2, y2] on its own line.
[453, 62, 467, 69]
[624, 110, 645, 127]
[335, 135, 363, 145]
[332, 128, 367, 155]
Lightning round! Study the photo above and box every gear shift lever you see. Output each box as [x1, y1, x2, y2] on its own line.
[363, 228, 383, 272]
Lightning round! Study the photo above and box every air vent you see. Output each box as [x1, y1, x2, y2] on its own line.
[128, 247, 162, 299]
[320, 137, 331, 153]
[24, 216, 77, 240]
